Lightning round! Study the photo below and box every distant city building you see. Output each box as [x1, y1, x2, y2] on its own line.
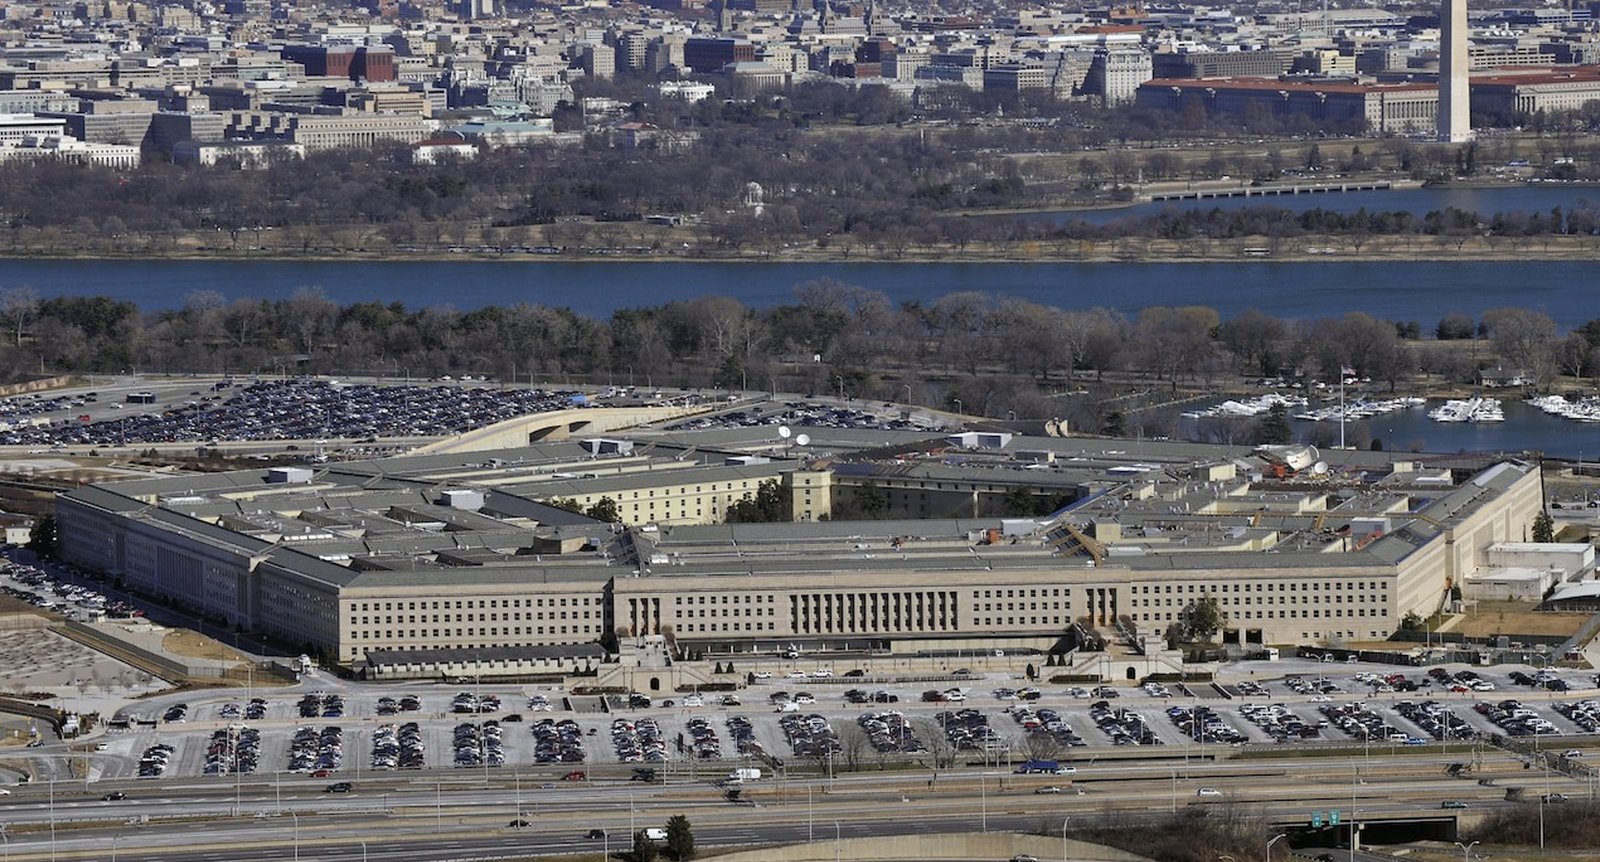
[413, 135, 478, 163]
[281, 45, 398, 84]
[684, 37, 755, 73]
[1471, 69, 1600, 122]
[43, 98, 154, 147]
[0, 113, 69, 144]
[657, 81, 716, 102]
[171, 140, 306, 167]
[1153, 49, 1293, 80]
[1138, 77, 1439, 135]
[1086, 48, 1153, 105]
[0, 133, 141, 168]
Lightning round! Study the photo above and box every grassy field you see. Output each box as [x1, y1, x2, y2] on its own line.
[1450, 602, 1590, 640]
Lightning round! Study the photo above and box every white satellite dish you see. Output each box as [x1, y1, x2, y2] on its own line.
[795, 433, 810, 447]
[1311, 461, 1329, 476]
[778, 426, 792, 439]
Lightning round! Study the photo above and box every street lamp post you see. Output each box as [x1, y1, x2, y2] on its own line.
[1061, 817, 1070, 862]
[1266, 833, 1288, 862]
[834, 819, 841, 862]
[360, 839, 368, 862]
[1453, 840, 1479, 862]
[980, 772, 987, 832]
[291, 810, 300, 862]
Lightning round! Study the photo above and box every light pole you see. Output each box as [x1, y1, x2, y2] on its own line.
[980, 772, 987, 832]
[808, 784, 814, 841]
[1169, 767, 1177, 814]
[1349, 809, 1363, 862]
[1266, 833, 1287, 862]
[360, 839, 368, 862]
[1453, 840, 1479, 862]
[953, 398, 962, 416]
[835, 375, 844, 399]
[291, 810, 300, 862]
[834, 819, 841, 862]
[1061, 817, 1070, 862]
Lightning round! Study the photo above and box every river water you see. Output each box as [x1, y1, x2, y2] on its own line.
[6, 183, 1596, 455]
[1183, 399, 1598, 459]
[2, 257, 1596, 328]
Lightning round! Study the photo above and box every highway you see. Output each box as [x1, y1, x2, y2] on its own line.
[0, 746, 1587, 861]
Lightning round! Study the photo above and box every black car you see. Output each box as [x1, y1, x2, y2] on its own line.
[508, 819, 530, 828]
[102, 791, 127, 801]
[325, 782, 353, 793]
[587, 829, 607, 839]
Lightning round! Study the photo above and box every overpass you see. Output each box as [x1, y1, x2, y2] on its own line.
[416, 404, 710, 454]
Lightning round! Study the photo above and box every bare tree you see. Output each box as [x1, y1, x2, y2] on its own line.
[837, 723, 871, 772]
[1482, 308, 1560, 385]
[0, 286, 39, 347]
[1020, 730, 1063, 762]
[913, 717, 958, 770]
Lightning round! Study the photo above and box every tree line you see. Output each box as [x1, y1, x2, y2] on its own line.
[2, 284, 1596, 441]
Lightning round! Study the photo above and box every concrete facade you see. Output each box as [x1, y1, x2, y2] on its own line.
[55, 432, 1543, 672]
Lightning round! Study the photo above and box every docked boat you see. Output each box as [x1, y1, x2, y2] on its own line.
[1427, 397, 1503, 423]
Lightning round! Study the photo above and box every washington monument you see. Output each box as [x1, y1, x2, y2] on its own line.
[1438, 0, 1472, 142]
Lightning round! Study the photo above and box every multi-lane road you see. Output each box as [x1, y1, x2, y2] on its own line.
[0, 742, 1587, 861]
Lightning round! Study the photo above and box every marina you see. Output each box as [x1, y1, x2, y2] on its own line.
[1427, 397, 1507, 423]
[1528, 394, 1600, 424]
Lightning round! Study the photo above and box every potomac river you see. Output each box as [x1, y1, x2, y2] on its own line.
[0, 257, 1594, 327]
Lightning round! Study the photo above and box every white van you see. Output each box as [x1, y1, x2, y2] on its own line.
[644, 828, 668, 842]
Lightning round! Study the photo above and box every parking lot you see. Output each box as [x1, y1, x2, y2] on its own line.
[664, 401, 930, 434]
[0, 379, 592, 448]
[74, 658, 1600, 786]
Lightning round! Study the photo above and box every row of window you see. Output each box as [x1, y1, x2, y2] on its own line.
[976, 616, 1071, 628]
[356, 597, 593, 611]
[1131, 581, 1388, 594]
[1140, 608, 1381, 622]
[1131, 595, 1387, 608]
[355, 611, 594, 625]
[353, 625, 598, 639]
[679, 622, 774, 633]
